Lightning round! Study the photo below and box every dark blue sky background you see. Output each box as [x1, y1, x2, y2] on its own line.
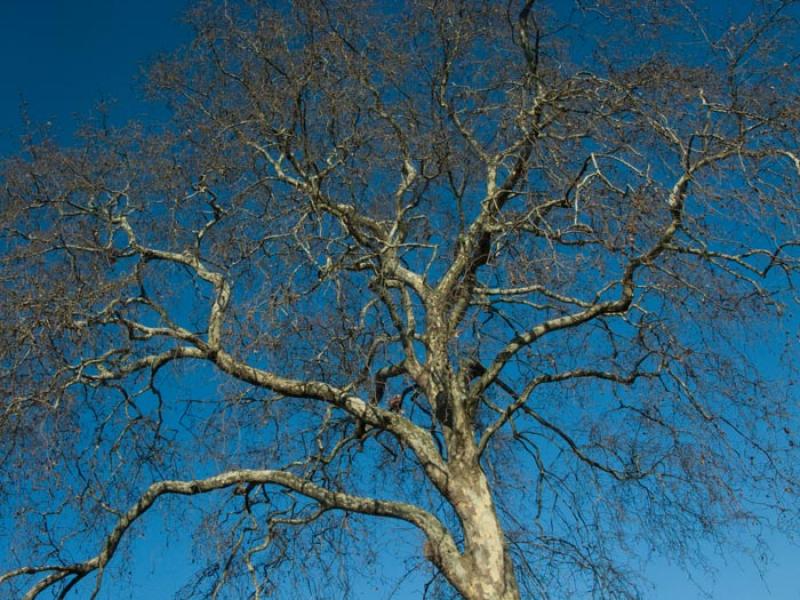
[1, 1, 798, 598]
[0, 0, 191, 154]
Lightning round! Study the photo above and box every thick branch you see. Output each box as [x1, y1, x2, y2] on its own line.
[5, 469, 463, 600]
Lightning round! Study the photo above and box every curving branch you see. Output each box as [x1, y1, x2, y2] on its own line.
[478, 363, 660, 455]
[3, 469, 463, 600]
[471, 145, 746, 399]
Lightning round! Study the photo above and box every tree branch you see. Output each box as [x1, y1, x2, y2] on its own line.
[4, 469, 463, 600]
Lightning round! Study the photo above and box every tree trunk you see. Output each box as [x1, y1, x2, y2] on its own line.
[447, 460, 521, 600]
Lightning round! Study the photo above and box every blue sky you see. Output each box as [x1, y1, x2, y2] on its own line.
[0, 0, 191, 154]
[1, 1, 798, 598]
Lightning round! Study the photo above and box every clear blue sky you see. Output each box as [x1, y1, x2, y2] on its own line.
[1, 2, 798, 598]
[0, 0, 191, 154]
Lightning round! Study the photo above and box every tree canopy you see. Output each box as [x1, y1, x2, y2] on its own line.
[2, 1, 800, 598]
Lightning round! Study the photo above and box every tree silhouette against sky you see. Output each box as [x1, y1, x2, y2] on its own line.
[2, 1, 800, 598]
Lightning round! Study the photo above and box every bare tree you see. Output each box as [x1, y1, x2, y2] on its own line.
[2, 1, 800, 598]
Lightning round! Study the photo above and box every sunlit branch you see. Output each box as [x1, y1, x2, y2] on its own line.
[4, 469, 461, 600]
